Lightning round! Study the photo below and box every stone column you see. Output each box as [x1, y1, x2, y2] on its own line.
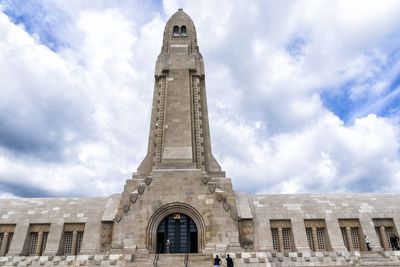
[345, 226, 354, 251]
[36, 231, 44, 256]
[325, 219, 346, 253]
[359, 217, 382, 251]
[311, 226, 318, 251]
[291, 219, 311, 253]
[7, 221, 29, 256]
[0, 232, 9, 256]
[43, 223, 64, 256]
[278, 227, 284, 252]
[379, 226, 389, 250]
[71, 231, 78, 255]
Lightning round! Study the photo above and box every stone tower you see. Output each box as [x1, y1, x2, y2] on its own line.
[112, 9, 241, 255]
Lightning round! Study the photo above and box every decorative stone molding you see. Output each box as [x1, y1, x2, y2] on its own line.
[64, 223, 85, 232]
[0, 224, 16, 233]
[304, 219, 326, 228]
[223, 202, 230, 211]
[373, 218, 395, 228]
[144, 176, 153, 185]
[215, 189, 226, 202]
[239, 219, 254, 251]
[230, 208, 238, 221]
[123, 204, 130, 213]
[201, 174, 210, 184]
[138, 183, 146, 194]
[208, 182, 216, 193]
[129, 191, 138, 204]
[153, 77, 166, 167]
[100, 222, 113, 253]
[30, 224, 50, 233]
[338, 219, 360, 228]
[146, 202, 206, 253]
[270, 220, 292, 229]
[192, 75, 204, 169]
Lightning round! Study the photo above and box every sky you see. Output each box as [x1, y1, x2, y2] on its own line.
[0, 0, 399, 198]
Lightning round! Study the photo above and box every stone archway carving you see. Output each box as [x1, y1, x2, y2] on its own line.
[146, 202, 206, 253]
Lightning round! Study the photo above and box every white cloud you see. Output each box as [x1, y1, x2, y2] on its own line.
[0, 0, 400, 198]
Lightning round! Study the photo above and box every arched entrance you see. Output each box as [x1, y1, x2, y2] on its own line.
[146, 202, 206, 253]
[156, 213, 198, 253]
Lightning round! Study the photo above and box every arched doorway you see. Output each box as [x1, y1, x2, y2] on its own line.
[156, 213, 198, 253]
[147, 202, 205, 253]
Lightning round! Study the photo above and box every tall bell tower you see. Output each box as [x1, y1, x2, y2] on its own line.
[138, 8, 223, 176]
[111, 9, 241, 256]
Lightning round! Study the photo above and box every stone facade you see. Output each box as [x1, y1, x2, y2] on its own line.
[1, 9, 400, 266]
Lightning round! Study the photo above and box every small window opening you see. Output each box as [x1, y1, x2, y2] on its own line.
[173, 26, 179, 36]
[181, 26, 187, 36]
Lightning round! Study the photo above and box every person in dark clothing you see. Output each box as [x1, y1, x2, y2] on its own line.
[226, 254, 234, 267]
[390, 234, 400, 250]
[213, 255, 221, 267]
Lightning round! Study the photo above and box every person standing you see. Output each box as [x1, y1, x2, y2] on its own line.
[213, 254, 221, 267]
[364, 235, 372, 251]
[226, 254, 234, 267]
[390, 234, 400, 250]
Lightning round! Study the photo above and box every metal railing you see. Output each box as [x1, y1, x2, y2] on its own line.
[153, 243, 162, 267]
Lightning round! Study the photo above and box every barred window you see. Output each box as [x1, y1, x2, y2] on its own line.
[305, 228, 313, 250]
[29, 232, 38, 255]
[351, 227, 360, 250]
[385, 227, 393, 250]
[282, 228, 291, 251]
[316, 228, 326, 251]
[77, 231, 84, 254]
[41, 232, 49, 254]
[340, 228, 348, 250]
[181, 26, 187, 36]
[173, 26, 179, 36]
[64, 232, 73, 255]
[271, 228, 279, 251]
[0, 233, 3, 253]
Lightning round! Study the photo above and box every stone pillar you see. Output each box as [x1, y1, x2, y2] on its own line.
[346, 226, 354, 251]
[255, 218, 273, 251]
[311, 226, 318, 251]
[0, 232, 9, 256]
[7, 222, 29, 256]
[36, 231, 44, 256]
[43, 223, 64, 256]
[278, 227, 284, 252]
[71, 231, 78, 255]
[359, 217, 382, 251]
[291, 219, 311, 253]
[325, 219, 346, 253]
[379, 226, 389, 250]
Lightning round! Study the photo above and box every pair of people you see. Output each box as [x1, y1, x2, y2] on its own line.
[390, 234, 400, 250]
[213, 254, 233, 267]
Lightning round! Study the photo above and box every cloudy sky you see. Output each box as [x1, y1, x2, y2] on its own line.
[0, 0, 399, 198]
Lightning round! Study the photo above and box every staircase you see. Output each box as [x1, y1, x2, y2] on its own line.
[359, 251, 399, 266]
[132, 253, 211, 267]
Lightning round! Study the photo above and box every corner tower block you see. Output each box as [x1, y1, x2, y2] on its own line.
[138, 9, 223, 176]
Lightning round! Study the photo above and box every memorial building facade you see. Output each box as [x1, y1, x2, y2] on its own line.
[1, 9, 400, 266]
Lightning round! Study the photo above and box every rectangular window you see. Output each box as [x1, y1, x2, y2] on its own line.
[77, 231, 84, 254]
[385, 227, 393, 250]
[305, 228, 313, 250]
[351, 227, 360, 250]
[271, 228, 279, 251]
[64, 232, 73, 255]
[29, 232, 38, 256]
[41, 232, 49, 254]
[0, 233, 3, 253]
[316, 228, 326, 251]
[282, 228, 291, 251]
[340, 227, 348, 250]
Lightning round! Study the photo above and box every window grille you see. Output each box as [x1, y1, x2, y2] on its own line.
[41, 232, 49, 254]
[385, 227, 393, 250]
[7, 233, 13, 254]
[340, 228, 348, 250]
[64, 232, 73, 255]
[282, 228, 291, 251]
[29, 232, 38, 255]
[350, 227, 360, 250]
[0, 233, 3, 253]
[271, 228, 279, 251]
[305, 228, 313, 250]
[316, 228, 326, 251]
[77, 231, 84, 254]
